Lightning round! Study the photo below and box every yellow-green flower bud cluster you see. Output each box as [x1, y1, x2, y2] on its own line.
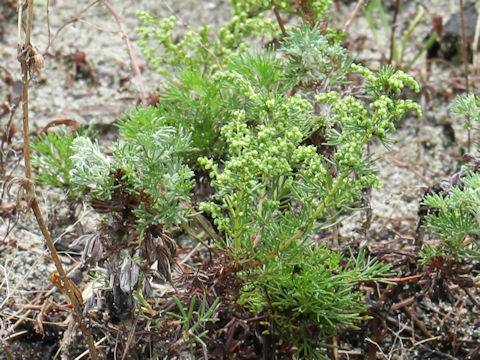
[353, 63, 421, 96]
[198, 91, 320, 239]
[213, 71, 259, 103]
[318, 64, 422, 157]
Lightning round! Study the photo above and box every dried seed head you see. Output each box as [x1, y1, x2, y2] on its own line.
[30, 53, 44, 74]
[28, 46, 44, 77]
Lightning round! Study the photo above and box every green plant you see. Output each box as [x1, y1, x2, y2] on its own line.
[135, 0, 334, 78]
[420, 94, 480, 264]
[281, 25, 352, 91]
[31, 6, 423, 359]
[420, 171, 480, 263]
[167, 294, 220, 349]
[195, 40, 419, 356]
[62, 124, 194, 320]
[452, 94, 480, 130]
[239, 247, 392, 358]
[363, 0, 437, 71]
[70, 124, 194, 230]
[31, 125, 94, 198]
[199, 58, 420, 252]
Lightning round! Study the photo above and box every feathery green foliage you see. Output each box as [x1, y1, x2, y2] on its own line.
[31, 7, 424, 358]
[239, 247, 392, 358]
[281, 25, 352, 90]
[452, 94, 480, 130]
[421, 172, 480, 263]
[31, 126, 94, 198]
[167, 294, 220, 349]
[135, 0, 334, 78]
[421, 94, 480, 264]
[70, 124, 194, 229]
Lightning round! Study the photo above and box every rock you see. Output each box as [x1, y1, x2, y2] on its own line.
[427, 1, 478, 63]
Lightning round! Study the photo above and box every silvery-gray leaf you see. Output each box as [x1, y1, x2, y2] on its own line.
[157, 246, 172, 282]
[80, 232, 104, 267]
[83, 294, 96, 316]
[142, 278, 153, 299]
[120, 255, 139, 293]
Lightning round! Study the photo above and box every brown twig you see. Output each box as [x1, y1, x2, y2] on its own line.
[299, 0, 315, 28]
[391, 296, 415, 311]
[16, 1, 99, 359]
[399, 296, 434, 339]
[459, 0, 471, 152]
[44, 0, 100, 54]
[382, 154, 432, 186]
[382, 274, 422, 283]
[463, 286, 480, 309]
[121, 317, 139, 360]
[342, 0, 366, 34]
[3, 263, 80, 334]
[101, 0, 148, 106]
[270, 0, 287, 37]
[0, 340, 15, 360]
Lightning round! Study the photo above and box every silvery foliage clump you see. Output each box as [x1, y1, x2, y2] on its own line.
[70, 125, 194, 230]
[67, 125, 194, 319]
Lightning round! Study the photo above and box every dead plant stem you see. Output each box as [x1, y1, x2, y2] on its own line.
[399, 296, 433, 339]
[342, 0, 366, 34]
[16, 1, 99, 358]
[1, 341, 15, 360]
[101, 0, 148, 106]
[270, 0, 287, 37]
[459, 0, 471, 152]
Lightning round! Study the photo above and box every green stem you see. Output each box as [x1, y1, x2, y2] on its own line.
[277, 127, 376, 253]
[278, 172, 348, 253]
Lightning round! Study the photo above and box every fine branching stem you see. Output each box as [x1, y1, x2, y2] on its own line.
[101, 0, 148, 106]
[342, 0, 366, 34]
[44, 0, 100, 53]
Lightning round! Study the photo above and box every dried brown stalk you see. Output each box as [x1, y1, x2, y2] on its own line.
[101, 0, 148, 106]
[271, 0, 287, 37]
[459, 0, 471, 152]
[16, 1, 99, 358]
[0, 341, 15, 360]
[342, 0, 366, 34]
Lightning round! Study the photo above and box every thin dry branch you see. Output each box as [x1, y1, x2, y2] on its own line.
[459, 0, 471, 152]
[16, 1, 99, 358]
[44, 0, 100, 53]
[101, 0, 148, 106]
[342, 0, 366, 34]
[271, 0, 287, 37]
